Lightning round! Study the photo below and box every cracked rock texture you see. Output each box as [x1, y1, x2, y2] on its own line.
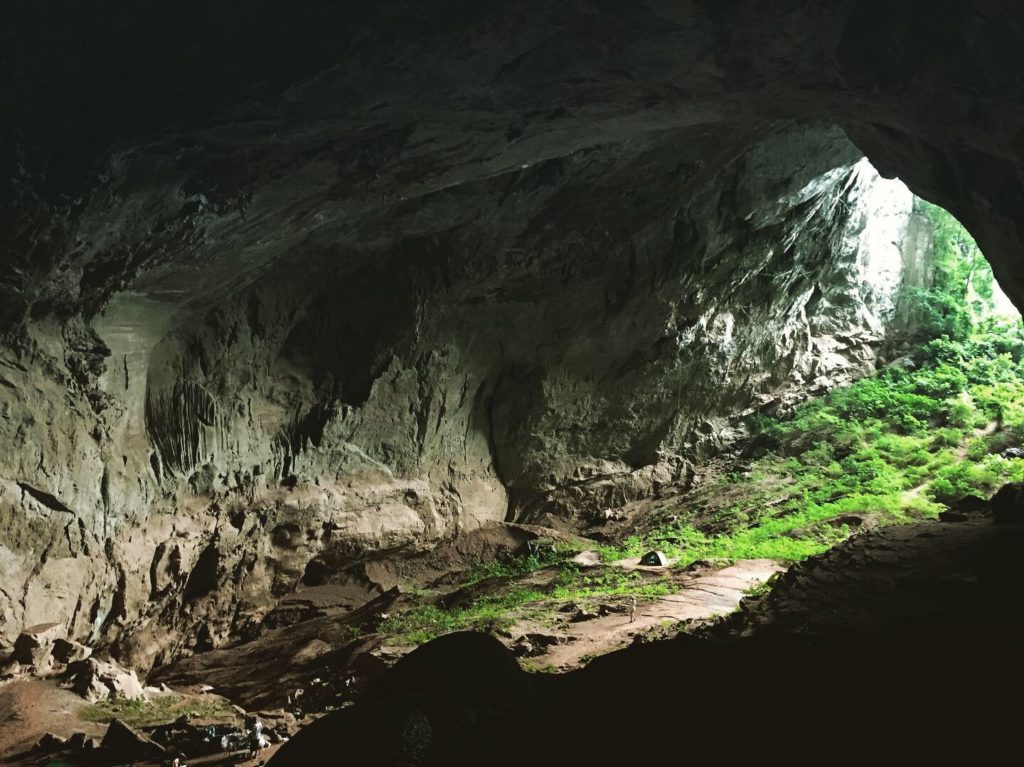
[1, 1, 1020, 664]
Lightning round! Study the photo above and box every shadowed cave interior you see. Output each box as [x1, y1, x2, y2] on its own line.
[3, 2, 1024, 765]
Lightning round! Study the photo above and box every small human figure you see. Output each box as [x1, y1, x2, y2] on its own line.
[629, 596, 637, 623]
[247, 716, 267, 759]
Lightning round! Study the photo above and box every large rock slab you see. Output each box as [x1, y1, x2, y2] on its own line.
[100, 719, 166, 763]
[67, 658, 145, 703]
[10, 623, 66, 670]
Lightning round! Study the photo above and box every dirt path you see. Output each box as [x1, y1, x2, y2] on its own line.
[900, 420, 1001, 506]
[958, 420, 999, 460]
[510, 559, 784, 669]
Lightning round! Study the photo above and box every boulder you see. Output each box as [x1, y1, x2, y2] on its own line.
[11, 622, 67, 669]
[571, 550, 601, 567]
[940, 495, 990, 522]
[67, 657, 145, 702]
[66, 732, 89, 750]
[258, 709, 300, 738]
[66, 732, 100, 751]
[51, 637, 92, 665]
[1001, 447, 1024, 459]
[888, 356, 917, 371]
[350, 650, 388, 678]
[948, 495, 989, 514]
[990, 483, 1024, 525]
[639, 551, 669, 567]
[34, 733, 66, 753]
[513, 633, 564, 657]
[100, 719, 167, 762]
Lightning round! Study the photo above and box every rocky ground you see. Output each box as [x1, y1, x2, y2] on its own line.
[506, 558, 783, 669]
[268, 490, 1024, 765]
[8, 475, 1023, 766]
[0, 680, 106, 759]
[0, 456, 806, 765]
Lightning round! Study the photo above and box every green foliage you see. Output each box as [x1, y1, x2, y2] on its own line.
[80, 695, 235, 727]
[594, 203, 1024, 569]
[907, 201, 1001, 342]
[378, 588, 548, 645]
[461, 545, 569, 586]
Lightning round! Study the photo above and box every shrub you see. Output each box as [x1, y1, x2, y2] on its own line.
[940, 398, 975, 428]
[930, 428, 964, 450]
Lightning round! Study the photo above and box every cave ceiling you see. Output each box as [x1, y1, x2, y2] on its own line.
[2, 0, 1023, 325]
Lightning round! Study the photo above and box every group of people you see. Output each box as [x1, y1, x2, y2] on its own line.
[169, 715, 269, 767]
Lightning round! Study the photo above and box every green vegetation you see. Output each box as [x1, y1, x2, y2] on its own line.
[79, 695, 236, 727]
[378, 202, 1024, 648]
[379, 588, 549, 645]
[595, 202, 1024, 569]
[379, 565, 679, 644]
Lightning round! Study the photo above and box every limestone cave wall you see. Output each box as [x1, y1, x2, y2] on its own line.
[0, 122, 930, 664]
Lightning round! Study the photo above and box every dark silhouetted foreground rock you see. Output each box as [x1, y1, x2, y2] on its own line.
[100, 719, 166, 762]
[990, 482, 1024, 524]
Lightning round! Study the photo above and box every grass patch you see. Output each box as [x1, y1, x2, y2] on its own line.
[592, 209, 1024, 569]
[79, 695, 236, 728]
[378, 587, 548, 645]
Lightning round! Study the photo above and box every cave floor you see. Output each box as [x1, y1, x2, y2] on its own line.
[0, 679, 106, 760]
[266, 508, 1024, 765]
[7, 507, 1017, 766]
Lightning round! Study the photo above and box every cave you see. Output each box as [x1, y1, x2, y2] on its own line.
[2, 2, 1024, 765]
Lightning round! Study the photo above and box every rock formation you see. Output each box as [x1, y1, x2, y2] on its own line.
[1, 1, 1022, 665]
[0, 124, 928, 661]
